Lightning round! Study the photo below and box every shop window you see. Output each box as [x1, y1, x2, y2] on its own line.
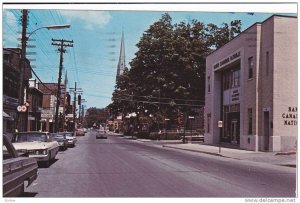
[248, 56, 254, 79]
[248, 108, 253, 135]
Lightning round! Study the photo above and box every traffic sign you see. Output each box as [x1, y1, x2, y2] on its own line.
[21, 105, 27, 112]
[218, 121, 223, 128]
[17, 106, 22, 112]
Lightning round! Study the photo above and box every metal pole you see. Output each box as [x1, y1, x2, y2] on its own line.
[73, 82, 77, 135]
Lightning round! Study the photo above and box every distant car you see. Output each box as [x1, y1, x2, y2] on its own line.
[76, 128, 85, 136]
[62, 132, 77, 147]
[3, 134, 38, 197]
[96, 132, 107, 139]
[12, 132, 60, 167]
[52, 133, 68, 150]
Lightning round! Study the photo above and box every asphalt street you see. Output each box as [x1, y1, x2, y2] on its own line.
[24, 131, 296, 197]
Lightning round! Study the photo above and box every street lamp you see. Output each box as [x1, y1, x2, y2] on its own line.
[18, 23, 71, 132]
[27, 24, 71, 39]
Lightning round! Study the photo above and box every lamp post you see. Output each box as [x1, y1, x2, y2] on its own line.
[18, 23, 71, 132]
[164, 118, 170, 140]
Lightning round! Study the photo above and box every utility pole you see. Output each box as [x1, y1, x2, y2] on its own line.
[52, 39, 73, 133]
[62, 71, 68, 132]
[70, 82, 82, 135]
[17, 9, 28, 132]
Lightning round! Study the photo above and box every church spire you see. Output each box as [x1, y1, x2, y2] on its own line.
[116, 30, 125, 79]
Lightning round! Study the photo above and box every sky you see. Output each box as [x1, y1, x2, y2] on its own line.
[2, 3, 297, 110]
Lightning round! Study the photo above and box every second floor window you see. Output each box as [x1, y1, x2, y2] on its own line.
[248, 56, 254, 79]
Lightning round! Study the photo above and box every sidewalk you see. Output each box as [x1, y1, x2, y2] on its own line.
[112, 132, 296, 168]
[162, 142, 296, 167]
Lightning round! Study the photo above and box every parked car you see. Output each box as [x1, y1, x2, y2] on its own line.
[3, 134, 38, 197]
[12, 132, 60, 167]
[76, 128, 85, 136]
[61, 132, 77, 147]
[52, 133, 68, 150]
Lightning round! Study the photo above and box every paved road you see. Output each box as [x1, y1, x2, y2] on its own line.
[24, 131, 296, 197]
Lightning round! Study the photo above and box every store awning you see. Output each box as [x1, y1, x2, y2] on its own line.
[3, 111, 13, 120]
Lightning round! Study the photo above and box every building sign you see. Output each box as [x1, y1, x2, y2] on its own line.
[223, 87, 240, 105]
[231, 89, 240, 102]
[214, 51, 241, 70]
[282, 107, 297, 126]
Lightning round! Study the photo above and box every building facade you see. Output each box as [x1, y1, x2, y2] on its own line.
[204, 15, 297, 152]
[38, 83, 66, 132]
[3, 48, 32, 133]
[28, 79, 43, 131]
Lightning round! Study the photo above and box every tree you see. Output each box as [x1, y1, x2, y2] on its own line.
[85, 107, 109, 127]
[108, 13, 241, 127]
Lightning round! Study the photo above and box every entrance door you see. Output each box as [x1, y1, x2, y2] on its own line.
[263, 111, 270, 151]
[231, 119, 238, 144]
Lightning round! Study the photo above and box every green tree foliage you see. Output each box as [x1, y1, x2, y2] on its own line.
[108, 13, 241, 123]
[85, 107, 109, 127]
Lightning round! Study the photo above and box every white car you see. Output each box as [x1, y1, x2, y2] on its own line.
[12, 132, 60, 167]
[62, 132, 77, 147]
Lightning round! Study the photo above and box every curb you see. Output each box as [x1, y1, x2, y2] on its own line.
[162, 145, 225, 157]
[274, 151, 296, 156]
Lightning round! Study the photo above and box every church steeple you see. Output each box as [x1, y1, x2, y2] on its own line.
[116, 30, 125, 79]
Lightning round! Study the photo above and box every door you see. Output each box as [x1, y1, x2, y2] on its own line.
[231, 119, 238, 144]
[263, 111, 270, 151]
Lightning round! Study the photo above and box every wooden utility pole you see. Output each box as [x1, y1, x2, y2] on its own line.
[17, 9, 28, 132]
[52, 39, 73, 133]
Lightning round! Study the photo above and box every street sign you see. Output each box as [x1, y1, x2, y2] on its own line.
[21, 105, 27, 112]
[17, 106, 22, 112]
[218, 121, 223, 128]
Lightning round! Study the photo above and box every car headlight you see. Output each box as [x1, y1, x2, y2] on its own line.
[41, 149, 48, 155]
[35, 150, 40, 155]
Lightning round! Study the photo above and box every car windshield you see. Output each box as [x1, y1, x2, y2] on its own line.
[64, 133, 73, 137]
[55, 134, 65, 139]
[14, 133, 48, 142]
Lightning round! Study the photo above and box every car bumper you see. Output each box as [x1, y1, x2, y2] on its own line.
[67, 140, 75, 146]
[29, 154, 50, 162]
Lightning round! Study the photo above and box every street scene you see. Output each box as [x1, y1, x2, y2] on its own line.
[23, 130, 296, 197]
[2, 2, 297, 200]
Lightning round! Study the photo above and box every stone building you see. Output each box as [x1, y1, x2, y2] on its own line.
[204, 15, 297, 152]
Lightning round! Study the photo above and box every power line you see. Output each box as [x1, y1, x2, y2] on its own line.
[113, 92, 204, 102]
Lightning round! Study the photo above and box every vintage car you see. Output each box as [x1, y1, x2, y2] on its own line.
[76, 128, 85, 136]
[62, 132, 77, 147]
[3, 134, 38, 197]
[12, 132, 59, 167]
[52, 133, 68, 150]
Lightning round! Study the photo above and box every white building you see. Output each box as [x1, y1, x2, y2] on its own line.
[204, 15, 297, 152]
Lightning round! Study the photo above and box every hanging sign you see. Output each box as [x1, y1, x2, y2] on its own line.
[21, 105, 27, 112]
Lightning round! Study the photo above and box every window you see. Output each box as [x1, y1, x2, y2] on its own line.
[248, 56, 254, 79]
[223, 69, 240, 90]
[266, 52, 269, 76]
[248, 108, 253, 135]
[207, 114, 211, 133]
[207, 76, 211, 93]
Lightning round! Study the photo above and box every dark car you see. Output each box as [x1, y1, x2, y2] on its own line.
[52, 133, 68, 150]
[3, 134, 38, 197]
